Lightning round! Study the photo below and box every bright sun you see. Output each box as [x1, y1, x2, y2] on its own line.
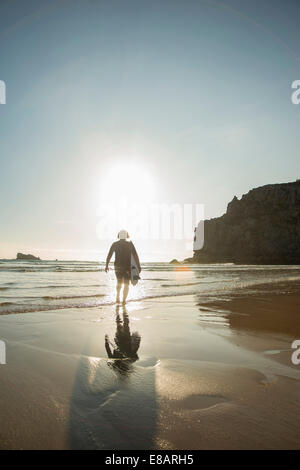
[100, 163, 155, 204]
[96, 162, 157, 239]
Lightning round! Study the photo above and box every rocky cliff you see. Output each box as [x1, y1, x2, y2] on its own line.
[189, 180, 300, 264]
[16, 253, 41, 261]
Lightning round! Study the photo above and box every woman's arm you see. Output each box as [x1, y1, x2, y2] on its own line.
[105, 243, 115, 272]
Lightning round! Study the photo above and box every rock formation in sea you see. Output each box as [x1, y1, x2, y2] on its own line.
[16, 253, 41, 261]
[187, 180, 300, 265]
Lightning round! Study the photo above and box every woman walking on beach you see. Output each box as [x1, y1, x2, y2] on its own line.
[105, 230, 141, 304]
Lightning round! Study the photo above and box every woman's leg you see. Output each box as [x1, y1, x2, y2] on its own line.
[116, 279, 122, 303]
[122, 279, 130, 304]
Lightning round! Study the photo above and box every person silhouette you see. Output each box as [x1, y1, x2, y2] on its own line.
[105, 305, 141, 375]
[105, 230, 141, 304]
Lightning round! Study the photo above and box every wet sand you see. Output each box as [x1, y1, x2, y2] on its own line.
[0, 288, 300, 449]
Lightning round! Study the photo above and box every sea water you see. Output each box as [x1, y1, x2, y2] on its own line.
[1, 259, 300, 315]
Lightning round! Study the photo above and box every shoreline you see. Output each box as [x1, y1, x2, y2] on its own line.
[0, 284, 299, 449]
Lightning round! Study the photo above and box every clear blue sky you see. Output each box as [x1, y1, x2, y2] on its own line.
[0, 0, 299, 260]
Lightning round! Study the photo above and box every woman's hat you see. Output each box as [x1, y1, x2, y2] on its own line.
[118, 229, 129, 239]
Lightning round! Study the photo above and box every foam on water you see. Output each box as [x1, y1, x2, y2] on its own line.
[0, 260, 300, 315]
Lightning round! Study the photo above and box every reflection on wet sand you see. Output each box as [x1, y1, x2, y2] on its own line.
[68, 304, 156, 449]
[196, 282, 300, 337]
[105, 305, 141, 375]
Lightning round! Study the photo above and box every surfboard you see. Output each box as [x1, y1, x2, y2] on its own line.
[130, 253, 140, 286]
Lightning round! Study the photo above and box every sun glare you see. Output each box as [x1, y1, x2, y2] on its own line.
[100, 162, 155, 204]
